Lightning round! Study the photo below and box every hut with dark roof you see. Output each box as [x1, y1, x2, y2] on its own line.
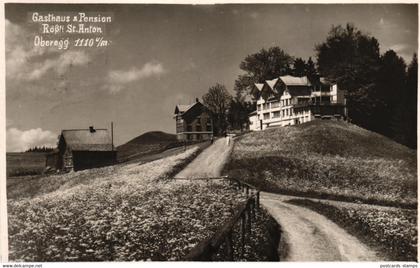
[46, 126, 116, 172]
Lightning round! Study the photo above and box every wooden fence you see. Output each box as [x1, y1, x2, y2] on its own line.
[175, 176, 260, 261]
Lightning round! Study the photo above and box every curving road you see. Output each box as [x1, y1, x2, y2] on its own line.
[261, 192, 380, 261]
[174, 137, 380, 261]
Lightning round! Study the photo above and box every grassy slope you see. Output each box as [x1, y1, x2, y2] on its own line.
[7, 145, 279, 262]
[7, 152, 47, 177]
[8, 147, 250, 261]
[225, 120, 417, 207]
[116, 131, 181, 162]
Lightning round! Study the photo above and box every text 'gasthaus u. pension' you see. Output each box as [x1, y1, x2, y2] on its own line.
[30, 12, 113, 50]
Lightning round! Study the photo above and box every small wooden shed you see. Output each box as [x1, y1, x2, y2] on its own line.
[46, 126, 116, 172]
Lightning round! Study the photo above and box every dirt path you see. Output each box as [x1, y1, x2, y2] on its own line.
[175, 137, 232, 178]
[261, 192, 380, 261]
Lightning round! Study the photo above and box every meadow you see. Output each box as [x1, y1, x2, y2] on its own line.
[7, 152, 47, 177]
[8, 147, 251, 261]
[225, 120, 417, 207]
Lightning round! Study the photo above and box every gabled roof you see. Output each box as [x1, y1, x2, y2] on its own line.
[175, 104, 193, 114]
[175, 101, 204, 116]
[61, 129, 113, 151]
[279, 75, 311, 86]
[266, 78, 279, 90]
[254, 83, 264, 91]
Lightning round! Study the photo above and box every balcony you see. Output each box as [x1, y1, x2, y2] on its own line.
[311, 91, 332, 97]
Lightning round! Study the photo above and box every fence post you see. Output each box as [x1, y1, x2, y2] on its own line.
[256, 191, 260, 208]
[225, 231, 233, 261]
[250, 198, 255, 219]
[247, 202, 252, 235]
[240, 212, 246, 259]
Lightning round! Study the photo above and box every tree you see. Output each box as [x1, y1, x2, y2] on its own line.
[374, 50, 406, 136]
[292, 58, 306, 76]
[316, 23, 381, 129]
[316, 23, 380, 92]
[405, 53, 417, 148]
[305, 57, 317, 83]
[234, 47, 293, 98]
[202, 84, 232, 135]
[391, 54, 417, 148]
[227, 96, 255, 131]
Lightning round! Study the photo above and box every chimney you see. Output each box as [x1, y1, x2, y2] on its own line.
[196, 97, 199, 103]
[89, 126, 96, 133]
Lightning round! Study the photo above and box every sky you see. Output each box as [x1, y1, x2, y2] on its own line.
[5, 3, 418, 152]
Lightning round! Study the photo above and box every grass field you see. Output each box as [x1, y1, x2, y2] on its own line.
[7, 152, 47, 177]
[288, 198, 417, 261]
[7, 146, 257, 261]
[117, 131, 182, 163]
[225, 120, 417, 207]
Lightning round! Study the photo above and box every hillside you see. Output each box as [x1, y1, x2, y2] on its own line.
[8, 147, 249, 261]
[7, 152, 47, 177]
[225, 120, 417, 207]
[116, 131, 181, 162]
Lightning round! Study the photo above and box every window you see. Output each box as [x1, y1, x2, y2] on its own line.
[187, 125, 192, 132]
[257, 105, 261, 111]
[263, 113, 270, 120]
[263, 103, 269, 110]
[271, 102, 280, 108]
[273, 111, 280, 118]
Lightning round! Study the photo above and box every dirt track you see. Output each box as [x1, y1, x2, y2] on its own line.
[261, 192, 380, 261]
[175, 137, 232, 178]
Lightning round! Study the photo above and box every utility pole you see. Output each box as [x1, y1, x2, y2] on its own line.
[111, 121, 114, 151]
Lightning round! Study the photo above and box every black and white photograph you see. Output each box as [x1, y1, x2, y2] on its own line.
[1, 2, 418, 264]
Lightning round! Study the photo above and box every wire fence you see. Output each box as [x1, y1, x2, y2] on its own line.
[173, 176, 260, 261]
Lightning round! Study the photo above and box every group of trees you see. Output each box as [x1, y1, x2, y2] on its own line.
[202, 84, 254, 134]
[202, 23, 417, 149]
[315, 24, 417, 148]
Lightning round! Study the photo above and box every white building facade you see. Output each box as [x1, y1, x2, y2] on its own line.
[249, 75, 347, 131]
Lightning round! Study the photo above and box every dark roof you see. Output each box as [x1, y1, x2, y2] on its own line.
[174, 102, 201, 115]
[287, 86, 312, 97]
[62, 129, 113, 151]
